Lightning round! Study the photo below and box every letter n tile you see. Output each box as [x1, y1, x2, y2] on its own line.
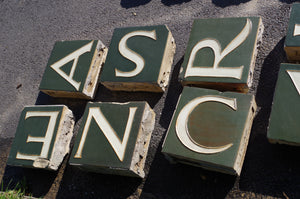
[7, 105, 74, 170]
[179, 17, 263, 93]
[162, 87, 256, 175]
[69, 102, 155, 178]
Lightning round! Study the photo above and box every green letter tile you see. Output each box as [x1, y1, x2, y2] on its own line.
[100, 25, 176, 92]
[7, 105, 75, 170]
[69, 101, 155, 178]
[39, 40, 107, 99]
[179, 17, 263, 93]
[162, 87, 256, 175]
[268, 63, 300, 145]
[285, 3, 300, 62]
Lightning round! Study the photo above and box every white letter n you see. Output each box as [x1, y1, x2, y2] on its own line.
[74, 107, 137, 161]
[50, 41, 94, 91]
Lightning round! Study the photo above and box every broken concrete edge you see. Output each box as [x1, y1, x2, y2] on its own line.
[267, 137, 300, 146]
[233, 95, 257, 176]
[101, 81, 165, 92]
[247, 17, 264, 91]
[284, 46, 300, 62]
[157, 26, 176, 91]
[40, 89, 93, 100]
[48, 106, 75, 170]
[180, 81, 249, 93]
[83, 40, 108, 99]
[130, 102, 156, 178]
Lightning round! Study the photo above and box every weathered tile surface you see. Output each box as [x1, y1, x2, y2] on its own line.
[39, 40, 107, 99]
[162, 87, 256, 175]
[268, 63, 300, 145]
[100, 25, 176, 92]
[179, 17, 263, 93]
[7, 105, 74, 170]
[69, 101, 155, 178]
[285, 3, 300, 62]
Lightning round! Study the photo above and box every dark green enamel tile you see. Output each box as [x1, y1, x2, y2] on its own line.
[268, 63, 300, 145]
[69, 101, 155, 178]
[39, 40, 107, 99]
[100, 25, 175, 92]
[285, 3, 300, 61]
[162, 87, 256, 175]
[7, 105, 74, 170]
[179, 17, 263, 93]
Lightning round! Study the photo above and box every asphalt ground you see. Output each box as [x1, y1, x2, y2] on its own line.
[1, 0, 300, 198]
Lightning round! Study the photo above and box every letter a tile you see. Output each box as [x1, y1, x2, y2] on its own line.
[162, 87, 257, 175]
[39, 40, 107, 99]
[268, 64, 300, 145]
[100, 25, 176, 92]
[179, 17, 263, 93]
[7, 105, 75, 170]
[69, 102, 155, 178]
[285, 3, 300, 62]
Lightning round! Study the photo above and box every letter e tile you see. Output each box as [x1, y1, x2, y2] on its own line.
[7, 105, 75, 170]
[162, 87, 257, 175]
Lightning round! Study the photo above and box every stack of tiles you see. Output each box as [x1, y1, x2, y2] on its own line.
[162, 17, 263, 175]
[268, 3, 300, 146]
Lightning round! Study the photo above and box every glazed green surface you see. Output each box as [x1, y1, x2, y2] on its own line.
[39, 40, 97, 92]
[179, 17, 260, 84]
[268, 64, 300, 144]
[100, 25, 169, 84]
[285, 3, 300, 47]
[162, 87, 253, 170]
[69, 102, 147, 172]
[7, 106, 63, 168]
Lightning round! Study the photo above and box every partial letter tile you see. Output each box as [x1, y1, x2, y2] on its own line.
[179, 17, 263, 93]
[69, 101, 155, 178]
[39, 40, 107, 99]
[162, 87, 256, 175]
[100, 25, 176, 92]
[285, 3, 300, 62]
[268, 63, 300, 145]
[7, 105, 74, 170]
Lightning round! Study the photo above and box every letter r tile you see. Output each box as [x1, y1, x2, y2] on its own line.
[69, 101, 155, 178]
[162, 87, 256, 175]
[39, 40, 107, 99]
[100, 25, 176, 92]
[7, 105, 75, 170]
[179, 17, 263, 93]
[268, 64, 300, 145]
[285, 3, 300, 62]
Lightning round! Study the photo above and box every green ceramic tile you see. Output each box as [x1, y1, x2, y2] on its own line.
[162, 87, 256, 175]
[39, 40, 107, 99]
[268, 63, 300, 145]
[69, 101, 155, 178]
[285, 3, 300, 61]
[179, 17, 263, 93]
[7, 105, 74, 170]
[100, 25, 176, 92]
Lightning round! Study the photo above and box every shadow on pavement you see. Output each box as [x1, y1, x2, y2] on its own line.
[237, 38, 300, 198]
[212, 0, 251, 8]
